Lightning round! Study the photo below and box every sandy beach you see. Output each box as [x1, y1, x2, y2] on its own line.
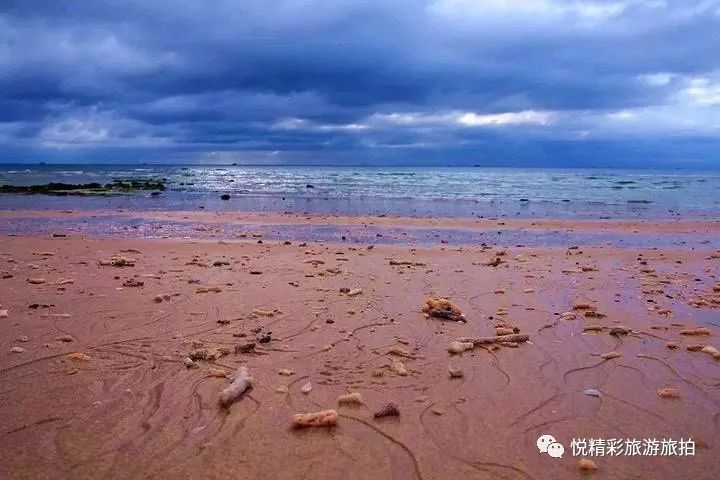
[1, 212, 719, 479]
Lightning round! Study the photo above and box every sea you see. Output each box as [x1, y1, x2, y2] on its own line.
[0, 164, 719, 219]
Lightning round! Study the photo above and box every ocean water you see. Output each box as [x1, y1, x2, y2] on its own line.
[0, 164, 718, 219]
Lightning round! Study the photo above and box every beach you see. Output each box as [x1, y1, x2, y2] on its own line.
[1, 210, 719, 479]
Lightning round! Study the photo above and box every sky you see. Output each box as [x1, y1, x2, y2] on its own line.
[1, 0, 720, 168]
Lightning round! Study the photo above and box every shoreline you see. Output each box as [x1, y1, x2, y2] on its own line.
[1, 209, 719, 250]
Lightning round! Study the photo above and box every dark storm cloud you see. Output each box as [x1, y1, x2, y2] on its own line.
[1, 0, 720, 166]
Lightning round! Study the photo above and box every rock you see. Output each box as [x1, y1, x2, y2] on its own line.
[680, 328, 711, 336]
[484, 256, 503, 267]
[390, 358, 409, 376]
[278, 368, 295, 376]
[609, 326, 632, 336]
[657, 387, 680, 398]
[209, 368, 227, 378]
[583, 389, 602, 397]
[184, 358, 198, 369]
[578, 458, 598, 472]
[153, 295, 164, 303]
[448, 366, 464, 378]
[10, 347, 26, 353]
[276, 386, 289, 394]
[188, 348, 229, 361]
[18, 335, 30, 342]
[374, 403, 400, 418]
[234, 342, 256, 354]
[0, 309, 8, 318]
[388, 346, 413, 358]
[27, 278, 46, 284]
[666, 342, 679, 349]
[582, 325, 605, 332]
[460, 334, 530, 345]
[423, 297, 464, 322]
[600, 351, 622, 360]
[196, 286, 222, 293]
[252, 309, 275, 317]
[448, 341, 474, 354]
[572, 301, 595, 310]
[291, 409, 339, 429]
[219, 367, 253, 407]
[300, 382, 312, 394]
[67, 352, 91, 361]
[700, 345, 720, 359]
[249, 270, 263, 275]
[495, 327, 515, 336]
[98, 256, 136, 267]
[123, 278, 144, 287]
[686, 344, 705, 352]
[337, 392, 363, 406]
[347, 288, 363, 296]
[220, 194, 231, 200]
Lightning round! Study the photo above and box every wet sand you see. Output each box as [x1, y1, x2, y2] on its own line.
[1, 214, 719, 479]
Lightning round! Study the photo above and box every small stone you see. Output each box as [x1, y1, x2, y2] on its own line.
[680, 327, 711, 336]
[657, 387, 680, 398]
[27, 278, 46, 284]
[374, 402, 400, 418]
[208, 368, 227, 378]
[347, 288, 363, 297]
[153, 295, 164, 303]
[234, 342, 256, 354]
[56, 335, 74, 342]
[18, 335, 30, 342]
[609, 326, 632, 336]
[184, 358, 198, 369]
[276, 385, 289, 394]
[448, 366, 464, 378]
[278, 368, 295, 376]
[388, 346, 413, 358]
[291, 410, 338, 429]
[337, 392, 363, 406]
[431, 408, 444, 415]
[583, 389, 602, 397]
[448, 341, 474, 354]
[10, 346, 26, 353]
[300, 382, 312, 394]
[67, 352, 91, 361]
[600, 351, 621, 360]
[666, 342, 679, 349]
[578, 458, 598, 472]
[390, 358, 408, 376]
[700, 345, 720, 359]
[0, 309, 8, 318]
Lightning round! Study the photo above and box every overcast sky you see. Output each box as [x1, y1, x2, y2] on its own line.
[1, 0, 720, 167]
